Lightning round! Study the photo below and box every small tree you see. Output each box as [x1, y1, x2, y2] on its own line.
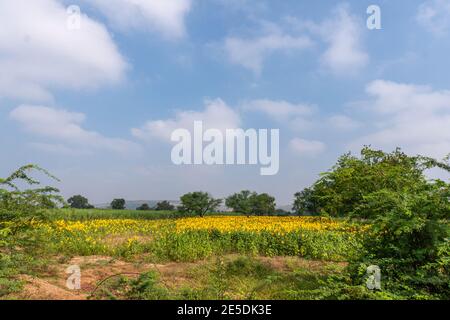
[251, 193, 276, 216]
[225, 190, 256, 216]
[111, 198, 126, 210]
[155, 201, 175, 211]
[1, 165, 63, 244]
[292, 188, 319, 216]
[178, 192, 222, 217]
[136, 203, 151, 211]
[0, 165, 63, 297]
[226, 191, 276, 216]
[67, 195, 93, 209]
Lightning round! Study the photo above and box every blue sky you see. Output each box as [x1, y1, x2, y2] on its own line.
[1, 0, 450, 205]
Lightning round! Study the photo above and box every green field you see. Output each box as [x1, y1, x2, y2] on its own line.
[1, 209, 375, 300]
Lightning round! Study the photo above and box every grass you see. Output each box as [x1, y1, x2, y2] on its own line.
[44, 208, 248, 221]
[44, 208, 177, 221]
[80, 255, 350, 300]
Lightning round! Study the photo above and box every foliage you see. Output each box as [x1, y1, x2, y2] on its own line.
[293, 188, 319, 216]
[67, 195, 93, 209]
[0, 165, 63, 242]
[225, 190, 256, 216]
[251, 193, 276, 216]
[136, 203, 151, 211]
[225, 191, 276, 216]
[155, 201, 175, 211]
[178, 192, 222, 217]
[350, 183, 450, 298]
[295, 147, 450, 298]
[0, 165, 62, 297]
[110, 198, 126, 210]
[126, 271, 170, 300]
[224, 256, 274, 278]
[296, 147, 450, 218]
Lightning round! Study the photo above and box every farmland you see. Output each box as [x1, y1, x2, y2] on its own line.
[2, 148, 449, 300]
[2, 209, 366, 300]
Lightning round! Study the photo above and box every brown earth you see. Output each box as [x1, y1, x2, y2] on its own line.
[9, 255, 342, 300]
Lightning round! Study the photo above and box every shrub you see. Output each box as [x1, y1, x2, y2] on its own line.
[294, 147, 450, 298]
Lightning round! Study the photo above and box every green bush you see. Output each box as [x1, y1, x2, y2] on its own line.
[294, 147, 450, 299]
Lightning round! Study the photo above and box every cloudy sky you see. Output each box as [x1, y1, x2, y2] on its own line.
[1, 0, 450, 205]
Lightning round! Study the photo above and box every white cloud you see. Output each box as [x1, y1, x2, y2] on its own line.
[242, 99, 313, 120]
[224, 23, 313, 74]
[10, 105, 139, 155]
[318, 5, 369, 75]
[88, 0, 192, 39]
[289, 138, 326, 157]
[327, 115, 361, 131]
[242, 99, 315, 131]
[132, 98, 241, 142]
[352, 80, 450, 158]
[226, 4, 368, 76]
[417, 0, 450, 36]
[0, 0, 127, 101]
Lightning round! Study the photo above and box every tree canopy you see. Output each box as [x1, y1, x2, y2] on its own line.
[155, 201, 175, 211]
[111, 198, 126, 210]
[67, 195, 93, 209]
[178, 192, 222, 217]
[226, 190, 276, 216]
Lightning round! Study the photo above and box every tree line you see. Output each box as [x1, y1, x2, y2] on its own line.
[66, 191, 280, 217]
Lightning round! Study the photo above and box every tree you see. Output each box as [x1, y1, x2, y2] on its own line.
[178, 192, 222, 217]
[299, 147, 450, 298]
[67, 195, 93, 209]
[251, 193, 276, 216]
[225, 190, 256, 216]
[136, 203, 151, 211]
[155, 201, 175, 211]
[299, 146, 450, 218]
[292, 188, 319, 216]
[0, 165, 63, 297]
[111, 198, 126, 210]
[226, 191, 276, 216]
[1, 165, 63, 243]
